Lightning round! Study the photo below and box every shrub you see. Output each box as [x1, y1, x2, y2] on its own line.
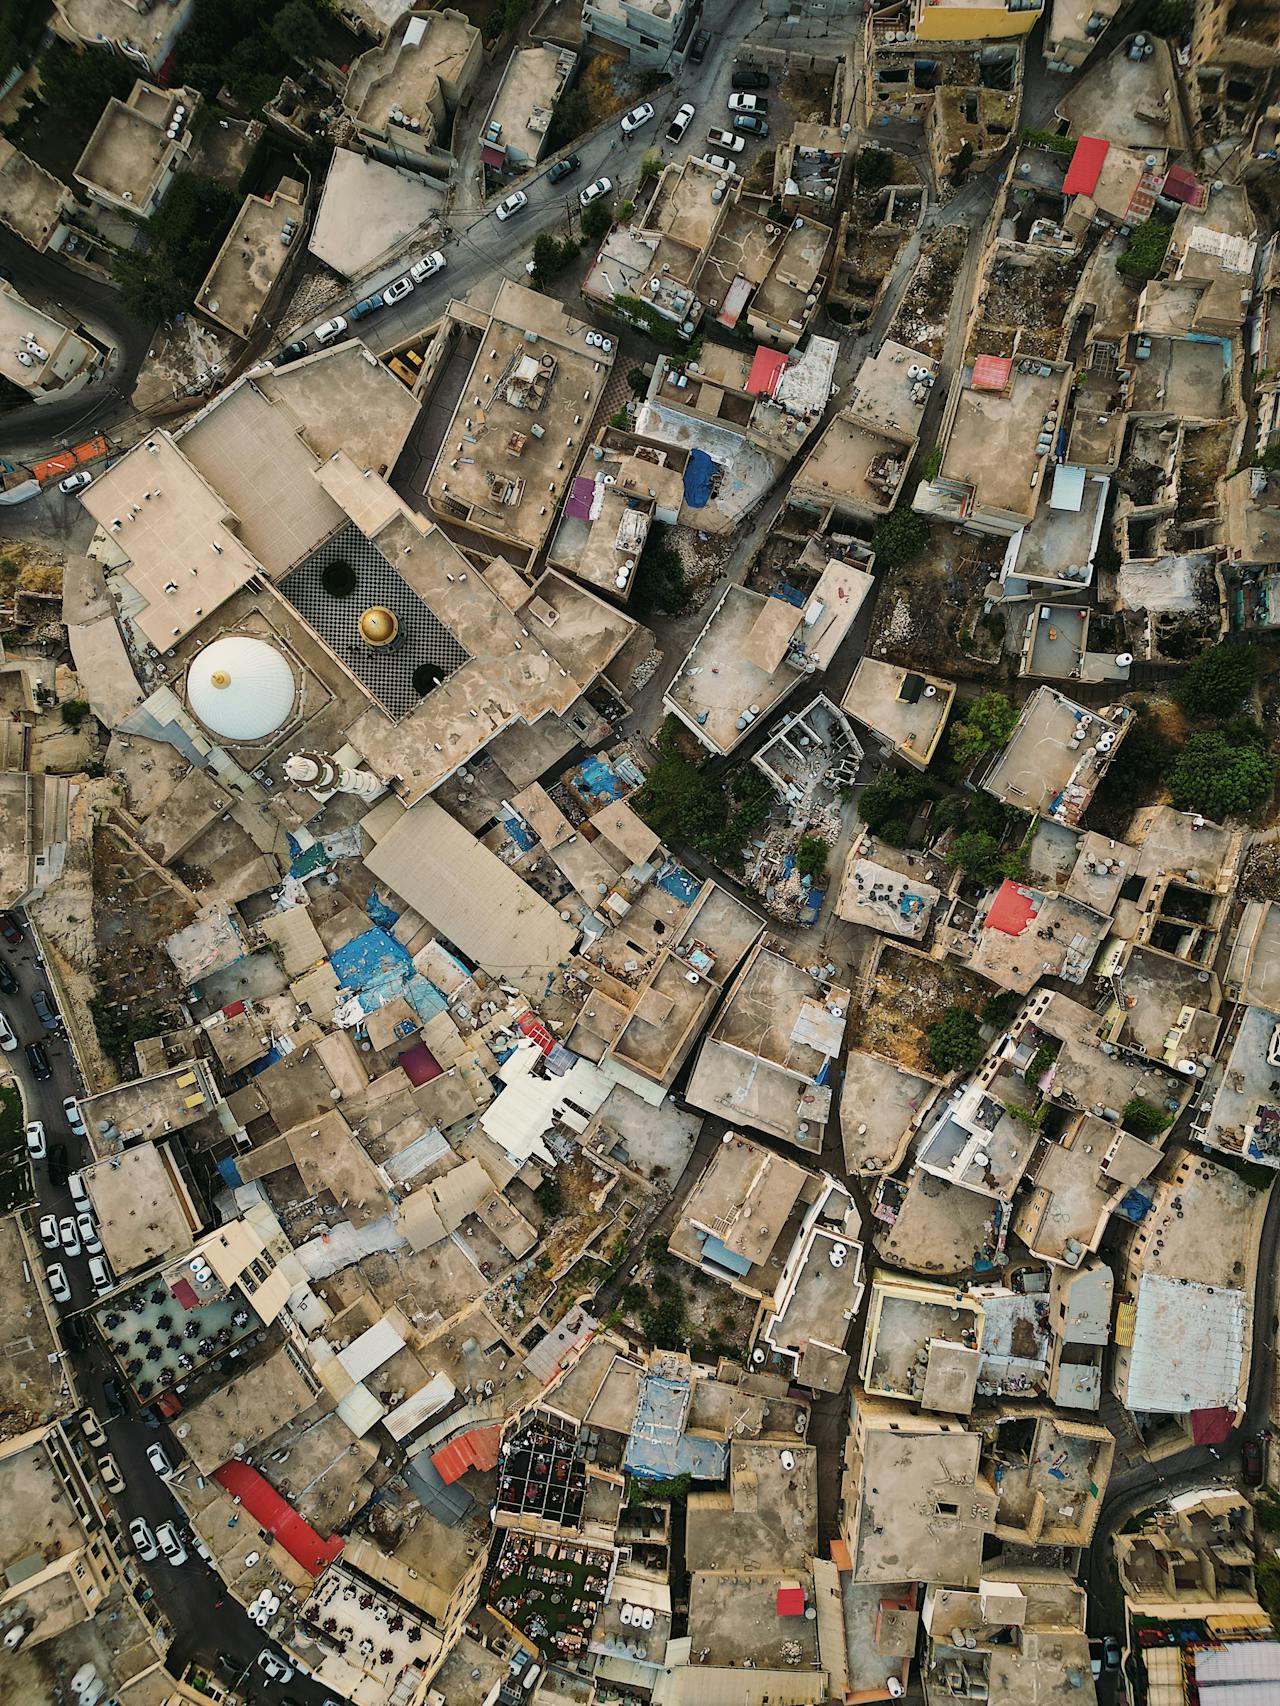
[1168, 724, 1276, 820]
[1122, 1096, 1173, 1139]
[945, 829, 1007, 888]
[871, 505, 930, 572]
[322, 559, 356, 598]
[634, 720, 774, 871]
[858, 771, 931, 846]
[981, 991, 1021, 1029]
[609, 405, 630, 429]
[922, 444, 943, 482]
[1018, 128, 1076, 156]
[950, 691, 1019, 763]
[795, 834, 831, 883]
[927, 1007, 985, 1076]
[856, 147, 894, 191]
[1116, 216, 1172, 281]
[111, 172, 240, 319]
[1176, 643, 1257, 718]
[638, 149, 662, 186]
[581, 195, 614, 242]
[627, 365, 649, 396]
[60, 699, 92, 730]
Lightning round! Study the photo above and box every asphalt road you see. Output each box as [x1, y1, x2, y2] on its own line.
[0, 229, 152, 454]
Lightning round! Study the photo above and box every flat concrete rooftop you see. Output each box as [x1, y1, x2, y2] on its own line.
[687, 1570, 821, 1670]
[75, 83, 186, 205]
[666, 584, 800, 754]
[842, 657, 953, 766]
[198, 180, 306, 340]
[81, 1141, 200, 1274]
[940, 363, 1068, 522]
[983, 686, 1124, 825]
[796, 411, 912, 513]
[347, 10, 477, 134]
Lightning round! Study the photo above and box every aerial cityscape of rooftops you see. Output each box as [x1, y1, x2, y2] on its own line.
[4, 0, 1280, 1701]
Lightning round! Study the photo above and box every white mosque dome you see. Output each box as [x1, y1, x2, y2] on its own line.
[187, 635, 296, 742]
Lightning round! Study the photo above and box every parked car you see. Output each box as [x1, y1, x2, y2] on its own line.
[38, 1214, 58, 1250]
[703, 153, 738, 174]
[348, 294, 383, 321]
[1243, 1433, 1265, 1486]
[32, 988, 58, 1031]
[689, 27, 711, 62]
[65, 1099, 86, 1137]
[156, 1522, 187, 1567]
[546, 154, 580, 184]
[706, 127, 745, 152]
[130, 1518, 158, 1562]
[77, 1212, 101, 1256]
[0, 956, 15, 995]
[382, 275, 414, 304]
[47, 1143, 67, 1188]
[97, 1454, 124, 1494]
[62, 1312, 89, 1353]
[0, 912, 23, 947]
[45, 1262, 70, 1303]
[578, 176, 612, 209]
[276, 339, 309, 365]
[620, 101, 655, 135]
[666, 102, 695, 142]
[494, 190, 528, 222]
[59, 470, 94, 495]
[25, 1120, 45, 1160]
[146, 1442, 174, 1479]
[68, 1171, 90, 1210]
[58, 1216, 81, 1258]
[101, 1378, 126, 1418]
[1102, 1637, 1123, 1672]
[409, 250, 447, 281]
[88, 1254, 111, 1296]
[732, 112, 770, 137]
[314, 316, 349, 345]
[80, 1408, 107, 1449]
[25, 1041, 51, 1080]
[728, 92, 767, 113]
[731, 65, 770, 90]
[0, 1011, 17, 1052]
[257, 1652, 295, 1686]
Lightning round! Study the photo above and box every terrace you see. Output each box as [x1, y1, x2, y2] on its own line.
[488, 1531, 612, 1662]
[862, 1277, 984, 1412]
[94, 1259, 254, 1405]
[495, 1418, 587, 1527]
[197, 180, 307, 341]
[924, 359, 1072, 532]
[1127, 332, 1230, 418]
[842, 658, 954, 769]
[664, 584, 803, 755]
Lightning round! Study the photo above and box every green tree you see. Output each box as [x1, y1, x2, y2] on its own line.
[1168, 725, 1276, 820]
[795, 834, 831, 883]
[634, 721, 774, 872]
[1117, 216, 1173, 281]
[111, 173, 240, 320]
[871, 505, 930, 571]
[60, 699, 91, 731]
[581, 195, 614, 242]
[950, 690, 1020, 763]
[945, 829, 1007, 888]
[927, 1007, 985, 1076]
[1121, 1096, 1173, 1139]
[270, 0, 324, 61]
[856, 147, 894, 191]
[638, 149, 663, 186]
[631, 523, 687, 617]
[627, 365, 649, 395]
[858, 771, 931, 846]
[1176, 643, 1257, 718]
[1147, 0, 1188, 34]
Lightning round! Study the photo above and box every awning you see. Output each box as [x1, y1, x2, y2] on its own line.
[432, 1423, 503, 1485]
[213, 1459, 344, 1577]
[1063, 135, 1110, 197]
[984, 879, 1038, 937]
[1190, 1406, 1233, 1445]
[480, 143, 506, 169]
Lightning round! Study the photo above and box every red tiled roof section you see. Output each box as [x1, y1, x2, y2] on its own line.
[747, 346, 788, 397]
[213, 1459, 344, 1576]
[432, 1424, 503, 1485]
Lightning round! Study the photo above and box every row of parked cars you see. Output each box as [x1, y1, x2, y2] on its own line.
[278, 251, 448, 360]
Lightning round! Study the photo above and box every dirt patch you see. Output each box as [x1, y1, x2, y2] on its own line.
[868, 528, 1007, 677]
[1174, 422, 1234, 533]
[781, 65, 837, 123]
[886, 225, 967, 360]
[1240, 839, 1280, 903]
[850, 942, 994, 1077]
[669, 525, 732, 611]
[966, 245, 1088, 364]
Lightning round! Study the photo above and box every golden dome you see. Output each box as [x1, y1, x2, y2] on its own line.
[358, 605, 398, 646]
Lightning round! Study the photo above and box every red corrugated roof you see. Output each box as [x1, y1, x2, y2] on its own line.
[1190, 1407, 1233, 1446]
[971, 354, 1013, 393]
[214, 1460, 344, 1577]
[777, 1583, 806, 1616]
[746, 346, 788, 397]
[985, 879, 1039, 937]
[1161, 163, 1201, 206]
[431, 1423, 503, 1485]
[1063, 135, 1110, 198]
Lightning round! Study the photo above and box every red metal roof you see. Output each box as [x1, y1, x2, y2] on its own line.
[746, 346, 788, 397]
[1190, 1407, 1233, 1446]
[431, 1423, 503, 1485]
[984, 879, 1039, 937]
[170, 1277, 200, 1312]
[1063, 135, 1110, 198]
[398, 1041, 442, 1086]
[777, 1583, 806, 1617]
[213, 1460, 344, 1577]
[1161, 163, 1201, 206]
[970, 354, 1013, 393]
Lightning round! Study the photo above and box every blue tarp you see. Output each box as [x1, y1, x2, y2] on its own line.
[654, 860, 700, 904]
[367, 890, 400, 930]
[625, 1371, 731, 1483]
[572, 753, 628, 803]
[330, 926, 448, 1025]
[773, 581, 807, 608]
[217, 1156, 244, 1188]
[683, 447, 716, 508]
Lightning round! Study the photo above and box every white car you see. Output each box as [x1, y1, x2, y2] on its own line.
[130, 1517, 158, 1562]
[706, 127, 746, 153]
[87, 1254, 111, 1296]
[383, 274, 414, 304]
[64, 1098, 86, 1136]
[666, 102, 695, 142]
[59, 470, 94, 494]
[46, 1262, 70, 1303]
[703, 153, 738, 174]
[578, 176, 613, 209]
[25, 1120, 45, 1160]
[80, 1409, 107, 1449]
[314, 316, 348, 345]
[97, 1453, 124, 1494]
[620, 101, 655, 134]
[146, 1442, 173, 1479]
[257, 1652, 294, 1686]
[410, 251, 446, 283]
[156, 1522, 187, 1567]
[494, 190, 528, 222]
[0, 1011, 16, 1051]
[58, 1215, 81, 1258]
[68, 1171, 89, 1209]
[728, 92, 766, 112]
[77, 1212, 101, 1255]
[38, 1214, 58, 1250]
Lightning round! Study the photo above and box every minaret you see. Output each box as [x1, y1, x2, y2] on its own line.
[284, 750, 384, 800]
